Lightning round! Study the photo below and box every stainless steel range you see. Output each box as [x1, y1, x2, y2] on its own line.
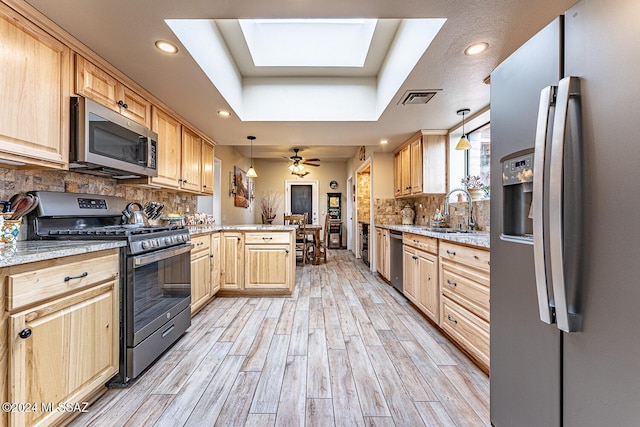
[26, 191, 192, 385]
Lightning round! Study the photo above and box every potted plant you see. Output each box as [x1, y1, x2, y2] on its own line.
[461, 175, 487, 200]
[256, 190, 282, 224]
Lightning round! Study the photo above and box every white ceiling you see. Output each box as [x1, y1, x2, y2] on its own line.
[25, 0, 578, 160]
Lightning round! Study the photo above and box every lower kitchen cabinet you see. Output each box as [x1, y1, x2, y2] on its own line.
[210, 232, 221, 295]
[221, 232, 244, 291]
[375, 227, 390, 280]
[190, 234, 212, 315]
[244, 231, 294, 294]
[439, 241, 490, 373]
[3, 249, 119, 427]
[403, 233, 439, 323]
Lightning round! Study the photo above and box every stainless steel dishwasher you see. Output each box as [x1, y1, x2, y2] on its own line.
[389, 230, 403, 293]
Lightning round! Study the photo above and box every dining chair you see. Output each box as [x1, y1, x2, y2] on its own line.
[284, 213, 309, 264]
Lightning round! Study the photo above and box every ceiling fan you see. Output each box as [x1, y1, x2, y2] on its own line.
[286, 148, 320, 177]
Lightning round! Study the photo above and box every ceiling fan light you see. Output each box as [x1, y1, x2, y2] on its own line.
[288, 164, 295, 171]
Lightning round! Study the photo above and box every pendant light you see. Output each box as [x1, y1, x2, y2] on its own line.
[455, 109, 472, 150]
[246, 135, 257, 178]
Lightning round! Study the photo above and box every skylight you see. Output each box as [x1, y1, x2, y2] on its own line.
[238, 19, 377, 67]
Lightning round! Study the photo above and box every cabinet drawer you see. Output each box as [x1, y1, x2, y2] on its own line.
[441, 262, 490, 322]
[441, 297, 489, 370]
[6, 251, 119, 311]
[244, 232, 291, 245]
[403, 232, 438, 254]
[440, 241, 490, 271]
[191, 234, 211, 255]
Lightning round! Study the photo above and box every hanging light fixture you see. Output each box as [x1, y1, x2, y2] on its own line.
[455, 108, 472, 150]
[246, 135, 258, 178]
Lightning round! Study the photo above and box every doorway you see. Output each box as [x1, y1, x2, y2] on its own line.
[346, 175, 353, 251]
[285, 180, 319, 224]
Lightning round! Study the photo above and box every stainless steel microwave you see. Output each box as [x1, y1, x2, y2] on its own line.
[70, 96, 158, 179]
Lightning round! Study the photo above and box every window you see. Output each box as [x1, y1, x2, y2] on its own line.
[466, 122, 491, 194]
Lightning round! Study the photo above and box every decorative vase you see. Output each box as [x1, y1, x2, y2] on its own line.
[401, 204, 415, 225]
[468, 188, 485, 201]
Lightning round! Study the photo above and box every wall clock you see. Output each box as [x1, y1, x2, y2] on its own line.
[329, 180, 338, 189]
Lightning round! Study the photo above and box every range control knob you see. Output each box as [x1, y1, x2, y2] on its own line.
[142, 240, 150, 249]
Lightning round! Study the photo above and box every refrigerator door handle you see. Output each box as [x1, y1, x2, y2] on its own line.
[549, 76, 582, 333]
[533, 85, 556, 324]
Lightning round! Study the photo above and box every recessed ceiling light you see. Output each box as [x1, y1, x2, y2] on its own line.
[218, 110, 231, 117]
[380, 139, 388, 145]
[464, 42, 489, 56]
[155, 40, 178, 54]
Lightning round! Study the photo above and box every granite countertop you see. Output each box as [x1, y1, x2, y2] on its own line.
[376, 224, 490, 249]
[0, 240, 126, 268]
[188, 224, 297, 236]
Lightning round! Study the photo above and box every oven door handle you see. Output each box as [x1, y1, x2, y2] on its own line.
[133, 243, 193, 268]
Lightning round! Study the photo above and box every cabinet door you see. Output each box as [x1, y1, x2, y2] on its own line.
[222, 233, 243, 289]
[376, 228, 384, 275]
[201, 140, 214, 195]
[402, 246, 417, 303]
[417, 250, 439, 322]
[120, 86, 151, 127]
[394, 152, 402, 197]
[382, 230, 390, 279]
[0, 9, 70, 168]
[75, 55, 119, 111]
[190, 251, 211, 315]
[400, 146, 411, 195]
[423, 134, 447, 193]
[244, 244, 291, 290]
[180, 127, 202, 193]
[210, 233, 221, 295]
[8, 283, 118, 427]
[151, 107, 182, 189]
[410, 137, 423, 194]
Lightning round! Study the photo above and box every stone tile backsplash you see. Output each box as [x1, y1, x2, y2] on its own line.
[374, 194, 490, 231]
[357, 172, 371, 222]
[0, 167, 197, 216]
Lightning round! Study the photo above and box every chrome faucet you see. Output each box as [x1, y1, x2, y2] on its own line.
[444, 188, 475, 230]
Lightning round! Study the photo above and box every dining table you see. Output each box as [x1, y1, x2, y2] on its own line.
[303, 224, 323, 265]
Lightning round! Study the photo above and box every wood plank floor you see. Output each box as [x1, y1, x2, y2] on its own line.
[70, 250, 489, 427]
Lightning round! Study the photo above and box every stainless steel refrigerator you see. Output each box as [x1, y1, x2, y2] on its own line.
[490, 0, 640, 425]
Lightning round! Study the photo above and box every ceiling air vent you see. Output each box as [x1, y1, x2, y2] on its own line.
[399, 90, 439, 105]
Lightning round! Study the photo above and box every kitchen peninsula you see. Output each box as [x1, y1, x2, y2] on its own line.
[188, 225, 297, 307]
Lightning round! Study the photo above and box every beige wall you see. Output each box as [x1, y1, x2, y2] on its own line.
[215, 145, 257, 225]
[372, 152, 394, 199]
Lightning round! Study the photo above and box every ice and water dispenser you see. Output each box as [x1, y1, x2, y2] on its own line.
[501, 149, 534, 241]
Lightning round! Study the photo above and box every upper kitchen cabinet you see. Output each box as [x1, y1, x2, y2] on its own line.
[151, 106, 182, 189]
[0, 5, 70, 169]
[394, 130, 447, 197]
[75, 55, 151, 127]
[201, 139, 214, 195]
[180, 127, 202, 193]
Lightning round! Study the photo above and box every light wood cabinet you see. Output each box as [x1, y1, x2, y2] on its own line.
[75, 55, 151, 127]
[410, 137, 423, 194]
[0, 6, 70, 169]
[180, 127, 202, 193]
[375, 227, 390, 280]
[439, 241, 490, 373]
[190, 234, 212, 315]
[423, 134, 447, 193]
[4, 250, 119, 427]
[244, 243, 292, 292]
[221, 232, 244, 291]
[403, 233, 439, 323]
[210, 233, 221, 295]
[394, 131, 447, 197]
[201, 140, 215, 195]
[393, 153, 402, 197]
[150, 106, 182, 189]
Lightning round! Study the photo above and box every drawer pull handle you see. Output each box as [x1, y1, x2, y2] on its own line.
[447, 315, 458, 324]
[262, 237, 273, 240]
[447, 279, 457, 287]
[237, 237, 241, 241]
[412, 255, 418, 260]
[64, 272, 88, 282]
[197, 242, 204, 246]
[446, 250, 456, 256]
[285, 249, 290, 254]
[474, 255, 480, 260]
[18, 328, 32, 339]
